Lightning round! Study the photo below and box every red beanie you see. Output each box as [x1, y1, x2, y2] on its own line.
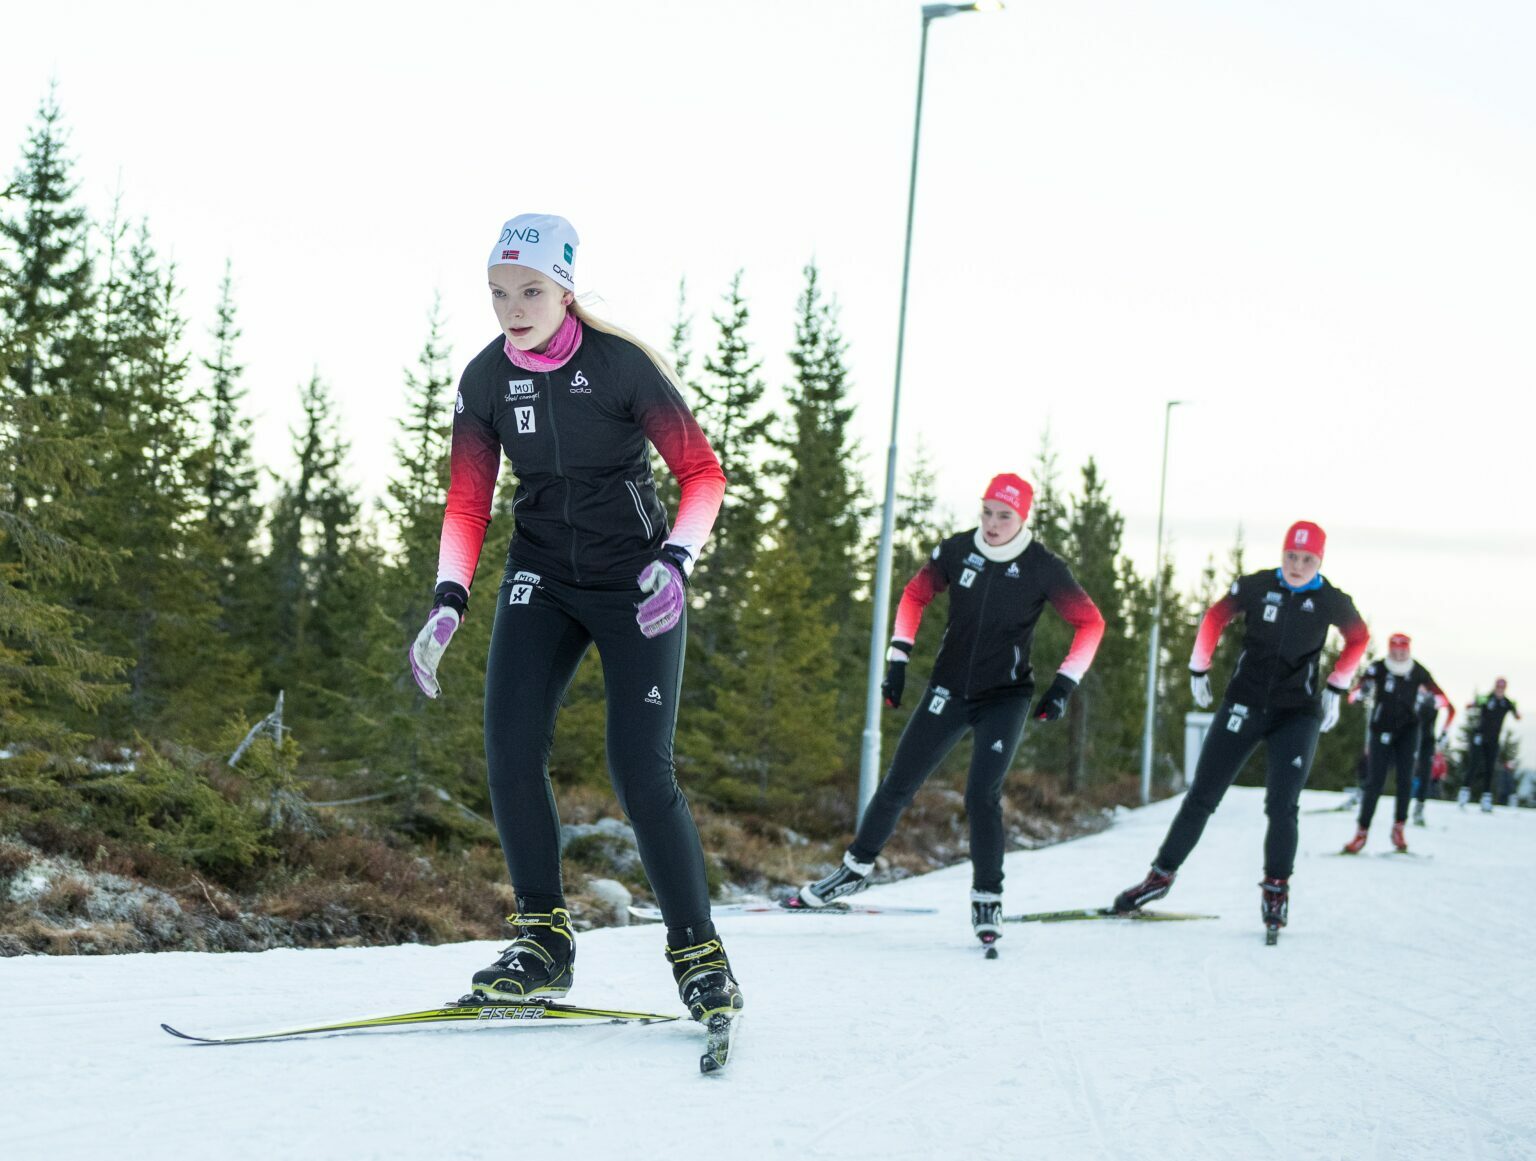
[983, 473, 1033, 519]
[1283, 520, 1326, 559]
[1388, 633, 1411, 650]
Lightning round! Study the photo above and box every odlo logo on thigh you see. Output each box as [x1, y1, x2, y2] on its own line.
[1227, 703, 1249, 733]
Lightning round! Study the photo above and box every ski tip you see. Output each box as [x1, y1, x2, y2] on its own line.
[161, 1024, 200, 1041]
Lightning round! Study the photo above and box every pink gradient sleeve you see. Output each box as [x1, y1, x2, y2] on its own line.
[1050, 584, 1105, 682]
[1326, 613, 1370, 691]
[891, 559, 948, 646]
[435, 406, 503, 593]
[1190, 592, 1240, 672]
[639, 385, 726, 562]
[1430, 685, 1455, 731]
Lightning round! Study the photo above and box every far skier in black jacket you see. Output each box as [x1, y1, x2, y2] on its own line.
[1342, 633, 1452, 852]
[1112, 521, 1369, 940]
[1461, 679, 1521, 812]
[797, 473, 1105, 948]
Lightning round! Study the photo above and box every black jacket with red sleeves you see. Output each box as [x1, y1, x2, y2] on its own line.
[1359, 660, 1448, 734]
[1191, 570, 1369, 713]
[891, 531, 1104, 701]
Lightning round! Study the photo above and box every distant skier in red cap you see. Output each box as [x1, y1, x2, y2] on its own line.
[1112, 520, 1369, 943]
[797, 472, 1105, 951]
[1342, 633, 1453, 853]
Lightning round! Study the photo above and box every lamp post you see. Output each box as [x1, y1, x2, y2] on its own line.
[1139, 400, 1184, 805]
[860, 1, 1002, 821]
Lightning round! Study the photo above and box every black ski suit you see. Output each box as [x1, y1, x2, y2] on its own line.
[1157, 570, 1369, 879]
[1466, 693, 1520, 798]
[850, 530, 1105, 894]
[1357, 659, 1449, 828]
[435, 325, 726, 932]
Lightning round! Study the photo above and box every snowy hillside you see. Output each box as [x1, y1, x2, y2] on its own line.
[4, 787, 1534, 1161]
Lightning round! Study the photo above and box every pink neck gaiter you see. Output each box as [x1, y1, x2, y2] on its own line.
[504, 312, 583, 372]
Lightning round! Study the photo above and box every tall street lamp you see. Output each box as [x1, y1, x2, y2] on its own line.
[860, 1, 1004, 821]
[1139, 400, 1184, 805]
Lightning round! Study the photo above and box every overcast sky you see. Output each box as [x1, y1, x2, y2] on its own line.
[5, 0, 1533, 759]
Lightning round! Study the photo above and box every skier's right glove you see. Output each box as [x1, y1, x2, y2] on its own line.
[1320, 687, 1343, 733]
[1190, 670, 1213, 709]
[881, 641, 912, 708]
[409, 583, 467, 700]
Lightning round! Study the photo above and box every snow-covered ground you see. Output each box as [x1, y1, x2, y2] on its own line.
[4, 787, 1534, 1161]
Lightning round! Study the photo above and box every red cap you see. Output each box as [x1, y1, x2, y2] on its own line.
[1283, 520, 1326, 559]
[983, 473, 1034, 519]
[1388, 633, 1411, 650]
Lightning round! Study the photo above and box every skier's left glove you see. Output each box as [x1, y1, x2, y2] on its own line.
[1032, 673, 1078, 722]
[636, 545, 690, 638]
[1320, 687, 1344, 732]
[409, 583, 468, 699]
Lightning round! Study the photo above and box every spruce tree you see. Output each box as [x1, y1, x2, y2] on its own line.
[0, 158, 125, 776]
[0, 91, 92, 406]
[199, 261, 262, 639]
[76, 222, 251, 740]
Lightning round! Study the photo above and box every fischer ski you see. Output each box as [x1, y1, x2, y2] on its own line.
[1002, 908, 1218, 924]
[628, 899, 936, 922]
[161, 997, 679, 1045]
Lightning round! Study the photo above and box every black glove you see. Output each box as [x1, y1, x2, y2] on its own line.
[1032, 673, 1078, 722]
[881, 641, 912, 708]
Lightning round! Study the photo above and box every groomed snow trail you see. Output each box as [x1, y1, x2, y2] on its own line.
[3, 788, 1534, 1161]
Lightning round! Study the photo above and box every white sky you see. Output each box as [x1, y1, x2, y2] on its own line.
[5, 0, 1533, 758]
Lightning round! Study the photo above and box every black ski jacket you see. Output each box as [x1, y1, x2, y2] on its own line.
[891, 531, 1104, 701]
[1191, 570, 1369, 714]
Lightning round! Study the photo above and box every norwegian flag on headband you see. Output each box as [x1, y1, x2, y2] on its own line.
[1283, 520, 1326, 559]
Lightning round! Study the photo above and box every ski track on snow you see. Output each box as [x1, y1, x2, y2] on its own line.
[3, 789, 1535, 1161]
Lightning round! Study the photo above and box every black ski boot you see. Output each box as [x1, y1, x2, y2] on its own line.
[1113, 864, 1176, 913]
[470, 906, 575, 1002]
[1260, 876, 1288, 946]
[665, 935, 744, 1023]
[798, 852, 874, 907]
[972, 890, 1002, 958]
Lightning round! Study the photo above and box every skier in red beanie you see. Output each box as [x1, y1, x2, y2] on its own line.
[798, 473, 1105, 952]
[1112, 520, 1369, 943]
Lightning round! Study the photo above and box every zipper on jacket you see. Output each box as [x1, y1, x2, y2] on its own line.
[963, 570, 993, 699]
[542, 373, 579, 582]
[625, 479, 654, 539]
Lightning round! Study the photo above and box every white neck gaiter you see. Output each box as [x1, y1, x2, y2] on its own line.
[973, 525, 1033, 563]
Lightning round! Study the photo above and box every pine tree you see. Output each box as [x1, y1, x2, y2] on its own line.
[0, 133, 126, 774]
[1057, 459, 1140, 791]
[386, 295, 452, 578]
[776, 263, 866, 620]
[701, 539, 842, 819]
[0, 90, 92, 406]
[75, 221, 251, 740]
[198, 261, 262, 637]
[689, 272, 770, 637]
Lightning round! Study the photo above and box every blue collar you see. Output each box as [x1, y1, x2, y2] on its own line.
[1275, 568, 1324, 593]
